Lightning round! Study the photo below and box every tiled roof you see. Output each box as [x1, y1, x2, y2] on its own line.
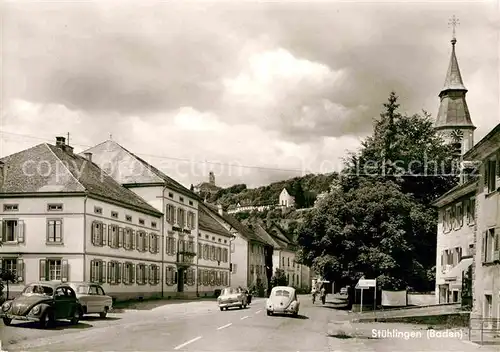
[435, 39, 474, 130]
[269, 223, 293, 243]
[0, 143, 162, 216]
[199, 206, 232, 238]
[81, 140, 200, 200]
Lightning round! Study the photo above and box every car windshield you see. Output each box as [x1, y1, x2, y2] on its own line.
[22, 284, 53, 296]
[222, 288, 236, 295]
[274, 290, 291, 297]
[76, 285, 89, 294]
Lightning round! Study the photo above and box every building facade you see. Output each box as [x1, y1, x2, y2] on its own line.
[204, 205, 270, 292]
[0, 138, 163, 300]
[433, 181, 476, 304]
[81, 140, 201, 298]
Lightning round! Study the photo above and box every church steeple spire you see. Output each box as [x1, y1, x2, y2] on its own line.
[435, 16, 475, 142]
[441, 35, 467, 93]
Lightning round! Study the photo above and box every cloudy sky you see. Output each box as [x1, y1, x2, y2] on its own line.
[1, 0, 499, 188]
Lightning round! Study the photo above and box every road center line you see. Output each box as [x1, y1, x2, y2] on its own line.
[217, 323, 232, 330]
[173, 336, 202, 350]
[255, 310, 262, 314]
[241, 315, 249, 320]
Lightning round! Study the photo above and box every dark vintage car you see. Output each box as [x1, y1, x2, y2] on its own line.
[0, 281, 83, 328]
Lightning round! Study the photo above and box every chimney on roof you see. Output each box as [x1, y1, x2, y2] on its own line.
[0, 161, 4, 190]
[84, 152, 93, 162]
[217, 204, 223, 216]
[55, 136, 66, 146]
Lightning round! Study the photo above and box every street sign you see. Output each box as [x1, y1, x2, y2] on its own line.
[357, 279, 376, 288]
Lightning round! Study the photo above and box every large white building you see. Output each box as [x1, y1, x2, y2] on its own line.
[0, 137, 163, 301]
[462, 124, 500, 323]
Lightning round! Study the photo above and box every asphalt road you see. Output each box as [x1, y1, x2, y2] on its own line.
[1, 295, 495, 352]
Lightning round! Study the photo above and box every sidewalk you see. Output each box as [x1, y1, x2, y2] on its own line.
[111, 296, 217, 312]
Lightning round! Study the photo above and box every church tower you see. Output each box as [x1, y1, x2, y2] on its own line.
[434, 16, 475, 156]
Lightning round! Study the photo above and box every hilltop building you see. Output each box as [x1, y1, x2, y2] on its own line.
[193, 172, 221, 199]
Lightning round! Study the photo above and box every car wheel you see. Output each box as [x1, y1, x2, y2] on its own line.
[39, 310, 53, 329]
[100, 307, 108, 318]
[219, 307, 224, 311]
[266, 310, 272, 316]
[70, 308, 81, 324]
[2, 317, 12, 326]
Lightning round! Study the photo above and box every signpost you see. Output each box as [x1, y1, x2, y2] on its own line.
[356, 278, 377, 313]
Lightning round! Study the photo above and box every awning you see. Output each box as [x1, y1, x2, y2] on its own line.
[444, 258, 473, 281]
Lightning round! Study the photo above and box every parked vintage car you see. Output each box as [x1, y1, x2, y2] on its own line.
[68, 282, 113, 318]
[217, 287, 247, 311]
[0, 281, 82, 328]
[266, 286, 300, 316]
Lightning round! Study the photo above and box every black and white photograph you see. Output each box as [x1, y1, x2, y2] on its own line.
[0, 0, 499, 351]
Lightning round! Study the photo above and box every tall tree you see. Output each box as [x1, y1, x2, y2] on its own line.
[341, 92, 459, 204]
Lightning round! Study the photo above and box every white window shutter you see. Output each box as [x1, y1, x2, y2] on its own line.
[482, 232, 487, 263]
[101, 224, 107, 246]
[117, 263, 122, 284]
[100, 261, 106, 283]
[107, 262, 112, 283]
[61, 259, 69, 282]
[17, 220, 25, 243]
[118, 227, 124, 248]
[108, 225, 113, 247]
[39, 259, 47, 281]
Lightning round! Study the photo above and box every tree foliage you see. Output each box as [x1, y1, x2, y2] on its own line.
[0, 268, 18, 302]
[297, 92, 458, 292]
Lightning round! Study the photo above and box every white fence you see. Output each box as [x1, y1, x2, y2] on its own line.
[381, 290, 435, 307]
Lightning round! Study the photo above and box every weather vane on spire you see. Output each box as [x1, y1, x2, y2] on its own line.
[448, 15, 459, 42]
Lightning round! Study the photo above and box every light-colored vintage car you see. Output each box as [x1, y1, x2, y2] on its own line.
[0, 281, 82, 328]
[68, 282, 113, 318]
[217, 287, 247, 311]
[266, 286, 300, 316]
